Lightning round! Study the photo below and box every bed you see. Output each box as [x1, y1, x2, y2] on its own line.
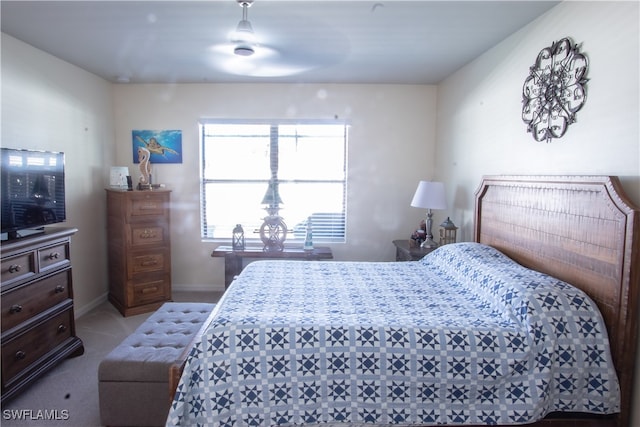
[167, 175, 638, 427]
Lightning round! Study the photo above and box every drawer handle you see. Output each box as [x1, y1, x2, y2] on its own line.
[54, 285, 65, 293]
[57, 324, 67, 333]
[8, 264, 22, 273]
[141, 286, 158, 294]
[9, 304, 23, 314]
[15, 350, 26, 360]
[140, 259, 158, 267]
[46, 252, 60, 260]
[139, 229, 157, 239]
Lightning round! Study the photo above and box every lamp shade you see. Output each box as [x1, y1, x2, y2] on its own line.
[410, 181, 447, 210]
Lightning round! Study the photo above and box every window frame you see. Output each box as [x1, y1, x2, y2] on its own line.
[199, 118, 349, 244]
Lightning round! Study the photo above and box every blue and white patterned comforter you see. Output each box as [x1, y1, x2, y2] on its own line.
[166, 243, 619, 426]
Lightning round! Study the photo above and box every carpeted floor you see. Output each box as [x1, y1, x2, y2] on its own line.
[1, 291, 222, 427]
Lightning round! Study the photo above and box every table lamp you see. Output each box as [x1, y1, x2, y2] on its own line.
[410, 181, 447, 248]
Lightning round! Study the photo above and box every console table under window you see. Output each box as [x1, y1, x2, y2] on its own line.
[212, 246, 333, 288]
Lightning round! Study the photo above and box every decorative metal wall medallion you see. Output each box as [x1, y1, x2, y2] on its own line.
[522, 37, 588, 143]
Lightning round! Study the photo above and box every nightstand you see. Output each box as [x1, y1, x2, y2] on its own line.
[392, 239, 437, 261]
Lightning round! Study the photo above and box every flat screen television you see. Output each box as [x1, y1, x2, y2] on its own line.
[1, 148, 66, 241]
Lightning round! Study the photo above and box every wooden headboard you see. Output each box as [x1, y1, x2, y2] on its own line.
[474, 175, 639, 427]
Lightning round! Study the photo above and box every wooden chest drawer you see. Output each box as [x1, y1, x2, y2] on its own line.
[38, 242, 70, 272]
[129, 251, 168, 276]
[1, 252, 36, 287]
[129, 224, 168, 247]
[2, 307, 74, 388]
[130, 277, 169, 306]
[130, 193, 167, 218]
[1, 270, 72, 332]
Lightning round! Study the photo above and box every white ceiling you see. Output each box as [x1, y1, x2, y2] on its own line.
[1, 1, 558, 85]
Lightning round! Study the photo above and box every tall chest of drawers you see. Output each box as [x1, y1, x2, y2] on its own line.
[106, 189, 172, 316]
[1, 227, 84, 403]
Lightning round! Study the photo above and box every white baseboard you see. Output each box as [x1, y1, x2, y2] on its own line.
[172, 283, 225, 293]
[75, 292, 108, 318]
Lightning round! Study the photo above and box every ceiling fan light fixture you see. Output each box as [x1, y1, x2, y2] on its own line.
[234, 45, 255, 56]
[232, 20, 256, 43]
[232, 0, 256, 56]
[235, 18, 253, 35]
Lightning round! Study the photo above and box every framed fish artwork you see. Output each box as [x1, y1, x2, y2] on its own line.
[132, 130, 182, 164]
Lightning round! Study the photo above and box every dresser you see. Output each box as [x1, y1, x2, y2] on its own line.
[1, 227, 84, 404]
[106, 189, 172, 316]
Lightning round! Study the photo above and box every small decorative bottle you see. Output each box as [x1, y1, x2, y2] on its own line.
[232, 224, 245, 250]
[303, 217, 314, 251]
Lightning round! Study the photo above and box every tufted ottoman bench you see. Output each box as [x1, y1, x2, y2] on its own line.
[98, 302, 216, 427]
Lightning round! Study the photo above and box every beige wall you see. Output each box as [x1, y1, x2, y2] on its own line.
[112, 83, 438, 289]
[435, 1, 640, 237]
[434, 1, 640, 424]
[1, 34, 115, 316]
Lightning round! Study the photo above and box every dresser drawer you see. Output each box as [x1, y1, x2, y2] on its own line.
[1, 252, 36, 287]
[2, 307, 74, 388]
[130, 193, 168, 218]
[130, 277, 169, 306]
[38, 242, 70, 272]
[129, 224, 167, 247]
[1, 270, 72, 332]
[129, 251, 168, 276]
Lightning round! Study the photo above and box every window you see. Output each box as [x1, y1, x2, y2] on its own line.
[200, 120, 348, 243]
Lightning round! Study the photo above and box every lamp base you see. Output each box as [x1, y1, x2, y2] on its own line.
[421, 209, 438, 248]
[420, 237, 438, 248]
